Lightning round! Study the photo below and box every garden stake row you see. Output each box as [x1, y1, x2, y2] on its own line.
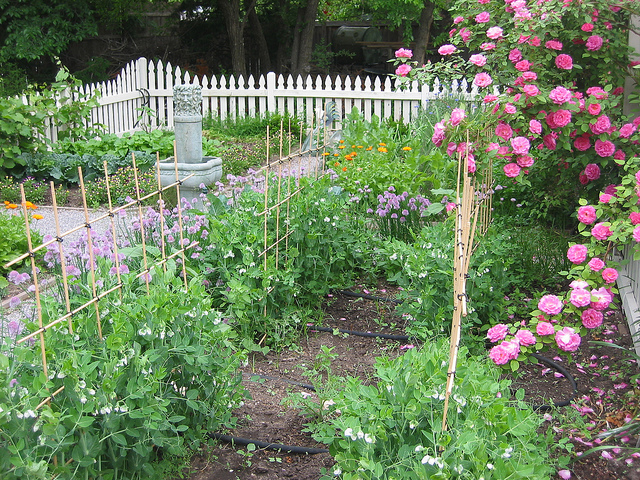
[5, 152, 200, 436]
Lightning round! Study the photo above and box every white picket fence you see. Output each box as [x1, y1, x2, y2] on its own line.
[59, 57, 480, 138]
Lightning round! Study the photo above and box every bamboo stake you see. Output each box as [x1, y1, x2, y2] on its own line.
[103, 162, 123, 300]
[172, 142, 189, 292]
[78, 168, 103, 340]
[132, 153, 150, 294]
[156, 153, 168, 273]
[50, 181, 73, 333]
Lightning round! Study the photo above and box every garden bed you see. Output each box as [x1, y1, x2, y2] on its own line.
[176, 285, 640, 480]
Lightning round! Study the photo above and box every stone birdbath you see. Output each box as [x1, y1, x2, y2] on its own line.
[159, 84, 222, 198]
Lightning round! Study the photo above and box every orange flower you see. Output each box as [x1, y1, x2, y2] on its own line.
[334, 161, 340, 167]
[378, 147, 388, 153]
[351, 145, 356, 148]
[378, 142, 387, 147]
[3, 200, 9, 205]
[366, 146, 373, 151]
[32, 214, 44, 220]
[24, 201, 37, 210]
[338, 145, 346, 149]
[333, 153, 339, 157]
[402, 146, 412, 151]
[322, 152, 330, 156]
[339, 140, 345, 144]
[342, 167, 347, 172]
[344, 155, 352, 161]
[5, 203, 17, 209]
[350, 152, 357, 156]
[357, 145, 364, 149]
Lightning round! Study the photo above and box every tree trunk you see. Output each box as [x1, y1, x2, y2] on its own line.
[290, 7, 305, 74]
[413, 1, 436, 66]
[291, 0, 320, 76]
[249, 6, 271, 74]
[217, 0, 257, 78]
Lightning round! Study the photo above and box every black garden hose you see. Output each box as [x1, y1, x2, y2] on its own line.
[529, 353, 578, 411]
[246, 373, 316, 391]
[208, 432, 329, 454]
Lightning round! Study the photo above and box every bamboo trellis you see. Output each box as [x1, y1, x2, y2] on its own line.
[441, 144, 494, 432]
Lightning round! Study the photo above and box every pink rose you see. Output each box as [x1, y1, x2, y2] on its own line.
[438, 44, 457, 55]
[574, 135, 591, 151]
[515, 329, 536, 346]
[555, 54, 573, 70]
[552, 110, 572, 128]
[590, 287, 612, 311]
[582, 23, 594, 32]
[619, 123, 636, 138]
[588, 257, 605, 271]
[614, 150, 626, 162]
[586, 35, 604, 51]
[577, 205, 597, 224]
[599, 193, 613, 204]
[504, 103, 517, 114]
[570, 288, 592, 308]
[529, 119, 542, 135]
[570, 279, 589, 290]
[510, 136, 530, 155]
[594, 139, 615, 157]
[549, 86, 572, 105]
[591, 222, 613, 240]
[588, 103, 601, 115]
[480, 42, 496, 51]
[545, 40, 563, 50]
[469, 54, 487, 66]
[538, 294, 563, 316]
[543, 134, 557, 150]
[584, 163, 600, 180]
[536, 322, 555, 336]
[459, 27, 472, 43]
[453, 16, 464, 24]
[515, 60, 532, 72]
[629, 212, 640, 225]
[602, 267, 618, 284]
[486, 26, 503, 39]
[483, 94, 498, 103]
[590, 115, 611, 134]
[489, 340, 520, 365]
[516, 155, 534, 168]
[523, 84, 540, 97]
[503, 163, 521, 178]
[395, 64, 412, 77]
[474, 72, 493, 88]
[449, 108, 466, 126]
[582, 309, 604, 329]
[509, 48, 523, 63]
[587, 87, 608, 99]
[395, 48, 413, 58]
[487, 323, 509, 342]
[634, 225, 640, 242]
[475, 11, 490, 23]
[555, 327, 581, 352]
[567, 244, 588, 264]
[522, 71, 537, 81]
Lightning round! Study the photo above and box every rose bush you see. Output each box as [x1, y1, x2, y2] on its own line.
[392, 0, 640, 368]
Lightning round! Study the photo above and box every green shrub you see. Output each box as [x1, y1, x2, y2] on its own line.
[310, 340, 554, 479]
[84, 166, 157, 207]
[0, 212, 42, 277]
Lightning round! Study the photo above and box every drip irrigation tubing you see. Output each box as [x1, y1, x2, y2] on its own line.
[529, 353, 578, 411]
[334, 289, 404, 305]
[208, 432, 329, 454]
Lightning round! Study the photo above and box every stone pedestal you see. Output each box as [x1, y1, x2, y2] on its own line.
[159, 84, 222, 199]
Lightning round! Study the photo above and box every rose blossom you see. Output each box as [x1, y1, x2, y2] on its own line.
[549, 86, 572, 105]
[588, 257, 605, 271]
[567, 244, 588, 264]
[483, 94, 498, 103]
[591, 222, 613, 240]
[590, 115, 611, 134]
[552, 110, 572, 128]
[588, 103, 601, 115]
[529, 119, 542, 135]
[469, 54, 487, 66]
[489, 341, 519, 365]
[574, 135, 591, 151]
[582, 23, 594, 32]
[570, 280, 590, 290]
[438, 44, 457, 55]
[555, 54, 573, 70]
[570, 288, 592, 308]
[602, 268, 618, 284]
[453, 16, 464, 24]
[495, 123, 513, 141]
[582, 309, 604, 329]
[577, 205, 597, 224]
[449, 108, 466, 126]
[504, 103, 517, 114]
[584, 163, 600, 180]
[599, 193, 613, 204]
[480, 42, 496, 50]
[487, 323, 509, 342]
[516, 155, 534, 168]
[538, 294, 563, 316]
[522, 71, 537, 81]
[537, 322, 555, 336]
[474, 72, 492, 87]
[515, 60, 532, 72]
[543, 134, 557, 150]
[591, 287, 612, 311]
[510, 136, 530, 155]
[523, 84, 540, 97]
[545, 40, 563, 50]
[475, 11, 490, 23]
[629, 212, 640, 225]
[595, 139, 615, 157]
[503, 163, 521, 178]
[634, 225, 640, 242]
[515, 329, 536, 346]
[395, 64, 412, 77]
[486, 26, 503, 39]
[619, 123, 637, 138]
[509, 48, 523, 62]
[586, 35, 604, 51]
[555, 327, 581, 352]
[395, 48, 413, 58]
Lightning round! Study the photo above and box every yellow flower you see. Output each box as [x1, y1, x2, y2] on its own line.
[5, 203, 17, 209]
[338, 145, 346, 149]
[378, 147, 388, 153]
[378, 142, 387, 147]
[32, 214, 44, 220]
[24, 201, 37, 210]
[402, 146, 412, 151]
[357, 145, 364, 149]
[366, 146, 373, 151]
[322, 152, 330, 156]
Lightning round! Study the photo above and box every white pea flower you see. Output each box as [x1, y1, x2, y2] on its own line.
[364, 434, 374, 444]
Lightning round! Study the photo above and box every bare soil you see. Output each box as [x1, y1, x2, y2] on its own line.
[178, 285, 640, 480]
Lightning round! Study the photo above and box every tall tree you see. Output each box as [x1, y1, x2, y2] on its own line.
[290, 0, 320, 76]
[217, 0, 257, 78]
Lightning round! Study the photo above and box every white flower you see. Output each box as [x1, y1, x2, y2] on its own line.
[24, 410, 36, 419]
[364, 434, 374, 444]
[421, 454, 444, 468]
[454, 464, 464, 474]
[344, 428, 353, 438]
[415, 445, 424, 452]
[357, 431, 364, 440]
[487, 463, 494, 470]
[324, 217, 330, 222]
[333, 468, 342, 476]
[323, 399, 336, 410]
[502, 446, 513, 458]
[410, 422, 416, 429]
[78, 380, 86, 389]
